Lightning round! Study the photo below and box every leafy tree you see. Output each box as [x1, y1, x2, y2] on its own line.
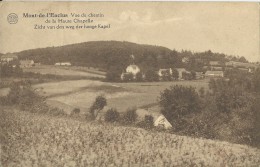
[161, 70, 172, 81]
[159, 85, 201, 123]
[135, 72, 143, 82]
[182, 72, 193, 80]
[191, 71, 196, 80]
[171, 68, 179, 80]
[89, 95, 107, 119]
[199, 87, 205, 98]
[106, 70, 121, 82]
[252, 68, 260, 93]
[145, 69, 159, 82]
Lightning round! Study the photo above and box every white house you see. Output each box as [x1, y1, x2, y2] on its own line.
[121, 64, 141, 80]
[158, 68, 173, 77]
[20, 60, 34, 68]
[205, 71, 224, 78]
[1, 54, 18, 63]
[55, 62, 71, 66]
[126, 65, 140, 75]
[154, 115, 172, 129]
[176, 68, 190, 80]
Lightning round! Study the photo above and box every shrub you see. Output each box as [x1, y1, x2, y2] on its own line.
[123, 108, 138, 124]
[105, 108, 119, 122]
[122, 73, 134, 82]
[137, 115, 154, 129]
[144, 115, 154, 128]
[71, 108, 80, 115]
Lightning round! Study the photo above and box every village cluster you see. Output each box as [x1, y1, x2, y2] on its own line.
[1, 53, 258, 81]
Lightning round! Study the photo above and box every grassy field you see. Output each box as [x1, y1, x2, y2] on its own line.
[1, 108, 259, 166]
[22, 65, 105, 78]
[27, 79, 209, 115]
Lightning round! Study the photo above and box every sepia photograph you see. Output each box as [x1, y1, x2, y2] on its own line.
[0, 2, 260, 166]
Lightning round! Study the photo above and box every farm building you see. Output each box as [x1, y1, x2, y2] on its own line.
[182, 57, 189, 63]
[55, 62, 72, 66]
[176, 68, 190, 80]
[154, 115, 172, 129]
[158, 68, 173, 77]
[0, 53, 18, 63]
[225, 61, 258, 69]
[136, 108, 172, 129]
[121, 64, 141, 80]
[209, 61, 220, 66]
[126, 65, 140, 75]
[20, 60, 34, 68]
[211, 66, 223, 71]
[205, 71, 224, 78]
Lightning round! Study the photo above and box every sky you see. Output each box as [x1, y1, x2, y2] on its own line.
[0, 2, 259, 62]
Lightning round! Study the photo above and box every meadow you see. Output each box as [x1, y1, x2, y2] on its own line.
[27, 78, 209, 115]
[22, 65, 105, 78]
[1, 108, 259, 167]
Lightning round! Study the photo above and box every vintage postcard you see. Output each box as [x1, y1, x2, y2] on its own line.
[0, 2, 260, 166]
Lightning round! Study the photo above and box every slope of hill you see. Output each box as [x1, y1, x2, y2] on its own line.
[16, 41, 174, 70]
[1, 108, 259, 166]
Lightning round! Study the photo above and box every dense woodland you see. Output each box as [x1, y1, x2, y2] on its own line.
[11, 41, 249, 72]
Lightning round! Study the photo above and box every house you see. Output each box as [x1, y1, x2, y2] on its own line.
[154, 115, 172, 129]
[158, 68, 173, 77]
[136, 107, 172, 129]
[205, 71, 224, 78]
[211, 66, 223, 71]
[176, 68, 190, 80]
[121, 64, 140, 80]
[55, 62, 71, 66]
[195, 72, 204, 79]
[61, 62, 71, 66]
[209, 61, 220, 66]
[1, 53, 18, 63]
[126, 64, 140, 75]
[182, 57, 189, 63]
[20, 60, 34, 68]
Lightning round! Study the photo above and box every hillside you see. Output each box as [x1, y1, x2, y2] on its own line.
[6, 40, 248, 72]
[15, 41, 173, 70]
[1, 108, 259, 166]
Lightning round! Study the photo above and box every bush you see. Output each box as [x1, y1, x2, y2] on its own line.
[71, 108, 80, 115]
[105, 108, 119, 122]
[144, 115, 154, 128]
[122, 73, 134, 82]
[137, 115, 154, 129]
[123, 108, 138, 124]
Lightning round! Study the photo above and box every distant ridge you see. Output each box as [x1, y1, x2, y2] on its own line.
[4, 40, 249, 71]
